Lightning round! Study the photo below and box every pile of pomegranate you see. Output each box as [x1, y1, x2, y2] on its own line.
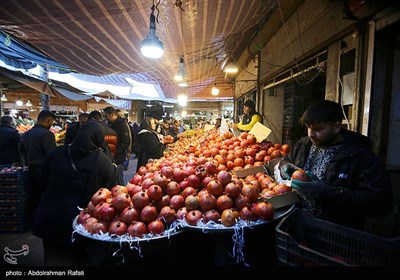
[76, 130, 292, 238]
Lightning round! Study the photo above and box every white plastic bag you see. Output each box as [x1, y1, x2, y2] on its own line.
[220, 118, 230, 134]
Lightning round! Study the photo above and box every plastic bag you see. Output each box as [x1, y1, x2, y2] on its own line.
[220, 118, 230, 134]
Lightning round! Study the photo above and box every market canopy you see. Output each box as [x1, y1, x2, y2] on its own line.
[0, 67, 92, 101]
[0, 0, 280, 101]
[0, 30, 74, 73]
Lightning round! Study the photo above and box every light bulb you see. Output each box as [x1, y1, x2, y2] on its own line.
[224, 62, 239, 73]
[16, 98, 23, 106]
[178, 94, 187, 106]
[211, 86, 219, 96]
[141, 13, 164, 58]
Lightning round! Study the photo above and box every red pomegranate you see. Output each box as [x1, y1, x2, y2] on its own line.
[155, 195, 171, 211]
[170, 195, 185, 211]
[153, 174, 168, 191]
[185, 194, 200, 211]
[111, 185, 129, 196]
[242, 184, 260, 202]
[111, 193, 132, 212]
[254, 202, 275, 220]
[140, 205, 158, 224]
[207, 180, 223, 197]
[176, 207, 188, 220]
[77, 210, 91, 225]
[239, 206, 258, 222]
[84, 217, 98, 233]
[147, 185, 163, 201]
[148, 220, 165, 235]
[98, 202, 116, 221]
[221, 209, 239, 227]
[234, 195, 250, 210]
[91, 188, 111, 206]
[127, 221, 147, 238]
[108, 220, 127, 236]
[131, 190, 149, 209]
[185, 210, 202, 226]
[216, 194, 234, 212]
[119, 206, 139, 225]
[91, 221, 109, 234]
[126, 183, 142, 197]
[224, 182, 241, 200]
[159, 206, 176, 225]
[198, 193, 217, 212]
[166, 181, 181, 196]
[203, 209, 221, 224]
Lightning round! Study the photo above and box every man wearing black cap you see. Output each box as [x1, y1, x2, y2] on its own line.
[232, 99, 263, 132]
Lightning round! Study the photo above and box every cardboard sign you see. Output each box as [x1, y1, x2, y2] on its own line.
[249, 122, 272, 143]
[204, 124, 215, 132]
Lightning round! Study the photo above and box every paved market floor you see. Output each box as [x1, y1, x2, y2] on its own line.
[0, 155, 138, 268]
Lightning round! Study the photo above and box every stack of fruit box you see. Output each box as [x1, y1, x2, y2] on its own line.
[0, 165, 28, 232]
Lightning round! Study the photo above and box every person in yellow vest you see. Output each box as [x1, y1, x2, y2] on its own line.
[231, 100, 263, 132]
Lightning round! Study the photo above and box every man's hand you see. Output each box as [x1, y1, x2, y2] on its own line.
[231, 123, 238, 128]
[291, 171, 326, 198]
[279, 162, 300, 180]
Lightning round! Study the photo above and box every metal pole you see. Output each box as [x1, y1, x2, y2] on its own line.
[39, 66, 50, 111]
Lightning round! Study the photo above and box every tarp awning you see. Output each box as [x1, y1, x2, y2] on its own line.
[0, 30, 73, 73]
[93, 97, 131, 110]
[0, 67, 92, 101]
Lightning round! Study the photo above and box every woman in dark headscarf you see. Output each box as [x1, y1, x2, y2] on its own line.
[136, 117, 166, 172]
[32, 121, 118, 266]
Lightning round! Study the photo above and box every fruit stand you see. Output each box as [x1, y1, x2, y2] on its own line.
[73, 127, 299, 267]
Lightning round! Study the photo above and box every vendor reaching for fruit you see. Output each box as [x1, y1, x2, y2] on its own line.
[277, 100, 393, 232]
[231, 99, 263, 132]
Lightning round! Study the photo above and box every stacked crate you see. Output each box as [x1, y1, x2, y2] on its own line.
[0, 166, 29, 233]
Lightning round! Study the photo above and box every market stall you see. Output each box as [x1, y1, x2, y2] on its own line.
[73, 127, 299, 267]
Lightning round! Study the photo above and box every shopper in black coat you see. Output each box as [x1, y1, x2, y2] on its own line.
[278, 100, 393, 230]
[19, 110, 57, 225]
[103, 106, 131, 185]
[32, 121, 118, 266]
[0, 115, 21, 165]
[136, 117, 166, 172]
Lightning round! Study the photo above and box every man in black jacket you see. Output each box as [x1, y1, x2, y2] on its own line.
[103, 106, 131, 185]
[19, 110, 57, 225]
[278, 100, 393, 230]
[64, 112, 89, 145]
[0, 115, 21, 165]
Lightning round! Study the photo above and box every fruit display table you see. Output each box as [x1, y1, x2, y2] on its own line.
[73, 204, 294, 267]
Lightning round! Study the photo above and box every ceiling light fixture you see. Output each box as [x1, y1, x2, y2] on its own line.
[178, 94, 187, 106]
[223, 62, 239, 74]
[15, 97, 23, 106]
[141, 0, 164, 59]
[175, 1, 188, 88]
[26, 99, 33, 107]
[174, 55, 187, 82]
[211, 83, 219, 96]
[1, 94, 7, 102]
